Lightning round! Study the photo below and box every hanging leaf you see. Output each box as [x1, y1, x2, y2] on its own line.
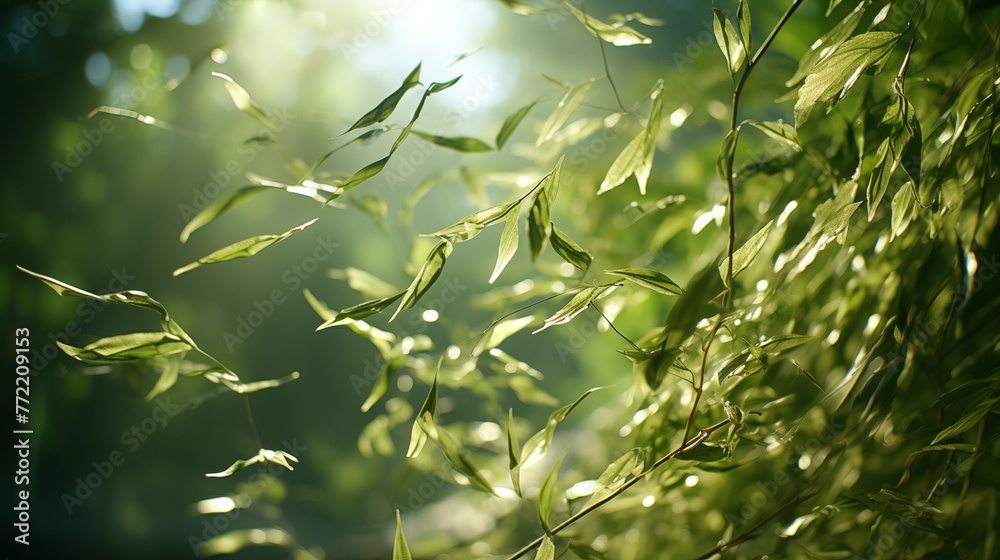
[718, 219, 774, 282]
[406, 367, 439, 459]
[564, 2, 651, 46]
[507, 409, 523, 496]
[418, 415, 498, 495]
[391, 241, 453, 322]
[361, 359, 401, 413]
[713, 9, 746, 75]
[606, 268, 682, 295]
[787, 0, 867, 87]
[57, 332, 190, 363]
[538, 448, 568, 534]
[738, 0, 752, 53]
[745, 120, 801, 152]
[520, 387, 604, 467]
[298, 128, 387, 183]
[412, 130, 493, 153]
[425, 200, 520, 242]
[393, 511, 413, 560]
[497, 101, 537, 149]
[212, 72, 275, 129]
[534, 284, 618, 334]
[528, 155, 564, 259]
[537, 80, 592, 146]
[890, 181, 916, 239]
[173, 218, 318, 276]
[316, 293, 406, 330]
[180, 186, 269, 243]
[550, 226, 593, 273]
[146, 357, 180, 401]
[345, 63, 421, 133]
[794, 31, 901, 126]
[205, 448, 298, 478]
[474, 315, 538, 357]
[599, 82, 663, 195]
[490, 202, 521, 284]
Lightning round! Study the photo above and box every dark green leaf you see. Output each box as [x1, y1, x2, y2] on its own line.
[539, 448, 568, 534]
[180, 186, 269, 243]
[345, 63, 421, 133]
[528, 155, 564, 260]
[391, 240, 453, 322]
[931, 391, 1000, 445]
[412, 130, 493, 153]
[605, 268, 682, 296]
[173, 218, 318, 276]
[507, 409, 523, 496]
[496, 102, 536, 149]
[550, 226, 593, 273]
[719, 219, 773, 282]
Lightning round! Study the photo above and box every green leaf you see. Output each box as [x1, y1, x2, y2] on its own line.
[598, 82, 663, 195]
[716, 127, 740, 183]
[528, 155, 564, 259]
[391, 241, 453, 322]
[406, 366, 439, 459]
[719, 219, 773, 282]
[713, 9, 746, 75]
[890, 181, 916, 239]
[507, 409, 523, 497]
[298, 128, 387, 183]
[393, 511, 412, 560]
[533, 284, 618, 334]
[497, 102, 536, 149]
[564, 2, 651, 46]
[345, 62, 421, 133]
[794, 31, 901, 126]
[425, 200, 520, 242]
[333, 266, 401, 300]
[57, 332, 190, 363]
[173, 218, 318, 276]
[316, 294, 405, 330]
[738, 0, 752, 53]
[787, 0, 867, 87]
[418, 415, 497, 495]
[180, 186, 269, 243]
[583, 448, 646, 509]
[352, 193, 389, 232]
[490, 202, 521, 284]
[360, 359, 400, 413]
[550, 226, 593, 273]
[146, 357, 180, 401]
[412, 130, 493, 153]
[745, 120, 800, 152]
[205, 448, 298, 478]
[608, 12, 665, 26]
[539, 448, 568, 534]
[866, 87, 922, 221]
[212, 72, 274, 129]
[931, 391, 1000, 445]
[537, 80, 592, 146]
[605, 268, 682, 296]
[474, 314, 538, 357]
[537, 536, 555, 560]
[521, 387, 604, 467]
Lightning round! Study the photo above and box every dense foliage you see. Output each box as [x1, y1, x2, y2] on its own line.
[18, 0, 1000, 559]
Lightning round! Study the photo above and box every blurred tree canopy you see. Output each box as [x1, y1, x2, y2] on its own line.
[3, 0, 999, 559]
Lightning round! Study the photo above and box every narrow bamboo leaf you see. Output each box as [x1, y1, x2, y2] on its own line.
[299, 128, 386, 183]
[759, 333, 818, 353]
[205, 448, 298, 478]
[490, 202, 521, 284]
[713, 9, 746, 75]
[495, 0, 543, 15]
[738, 0, 752, 53]
[393, 511, 413, 560]
[564, 2, 651, 46]
[931, 392, 1000, 445]
[448, 47, 482, 67]
[345, 63, 421, 133]
[521, 387, 604, 467]
[474, 315, 538, 357]
[745, 120, 801, 152]
[173, 218, 318, 276]
[425, 200, 519, 242]
[537, 80, 592, 146]
[146, 357, 180, 401]
[497, 102, 536, 149]
[583, 448, 646, 509]
[413, 130, 492, 153]
[890, 181, 915, 238]
[606, 268, 682, 295]
[537, 536, 555, 560]
[330, 267, 400, 300]
[406, 366, 439, 458]
[58, 332, 190, 363]
[787, 0, 867, 86]
[534, 284, 618, 334]
[361, 360, 399, 413]
[794, 32, 901, 126]
[599, 83, 662, 195]
[391, 241, 453, 322]
[541, 74, 569, 88]
[180, 186, 269, 243]
[539, 448, 568, 534]
[608, 12, 665, 26]
[419, 415, 498, 495]
[212, 72, 274, 129]
[718, 219, 774, 282]
[716, 127, 740, 183]
[550, 227, 593, 273]
[507, 409, 523, 497]
[528, 155, 564, 259]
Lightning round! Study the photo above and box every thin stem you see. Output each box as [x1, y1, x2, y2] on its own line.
[688, 490, 819, 560]
[504, 418, 731, 560]
[597, 34, 627, 112]
[244, 395, 263, 450]
[591, 304, 640, 351]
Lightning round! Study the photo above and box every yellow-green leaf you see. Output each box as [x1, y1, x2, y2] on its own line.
[173, 218, 317, 276]
[490, 202, 521, 284]
[212, 72, 274, 129]
[345, 63, 421, 133]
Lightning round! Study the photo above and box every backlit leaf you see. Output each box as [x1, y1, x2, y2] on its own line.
[528, 155, 563, 259]
[521, 387, 604, 467]
[713, 9, 746, 75]
[599, 82, 663, 195]
[474, 314, 538, 357]
[787, 0, 867, 86]
[564, 2, 651, 46]
[507, 409, 523, 496]
[205, 448, 298, 478]
[490, 202, 521, 284]
[393, 511, 413, 560]
[534, 284, 618, 334]
[406, 366, 439, 459]
[57, 332, 190, 363]
[212, 72, 274, 129]
[539, 448, 568, 533]
[180, 186, 269, 243]
[497, 102, 536, 149]
[413, 130, 493, 153]
[392, 240, 453, 322]
[550, 226, 593, 273]
[345, 63, 421, 133]
[537, 80, 592, 146]
[173, 218, 318, 276]
[719, 219, 773, 282]
[738, 0, 752, 53]
[425, 200, 519, 242]
[605, 268, 682, 296]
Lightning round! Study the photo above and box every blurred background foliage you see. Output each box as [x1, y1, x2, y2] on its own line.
[2, 0, 999, 559]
